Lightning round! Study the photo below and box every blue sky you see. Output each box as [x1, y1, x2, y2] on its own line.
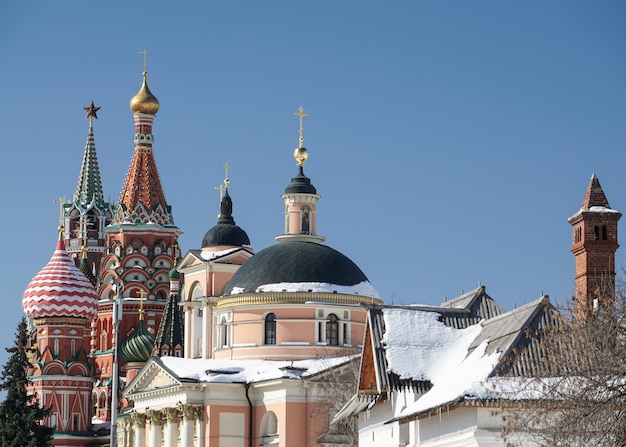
[1, 1, 625, 363]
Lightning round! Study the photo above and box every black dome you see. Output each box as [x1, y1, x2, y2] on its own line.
[202, 224, 250, 247]
[222, 241, 370, 296]
[285, 166, 317, 194]
[202, 190, 250, 247]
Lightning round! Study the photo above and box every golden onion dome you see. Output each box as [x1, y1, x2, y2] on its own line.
[130, 72, 160, 115]
[294, 146, 308, 166]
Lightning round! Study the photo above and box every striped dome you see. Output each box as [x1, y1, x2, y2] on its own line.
[119, 318, 155, 363]
[22, 240, 99, 319]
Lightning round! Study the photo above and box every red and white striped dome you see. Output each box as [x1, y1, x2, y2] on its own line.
[22, 239, 99, 319]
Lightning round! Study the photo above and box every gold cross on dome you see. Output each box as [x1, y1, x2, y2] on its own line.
[54, 196, 67, 228]
[214, 183, 226, 201]
[138, 289, 148, 317]
[294, 106, 309, 148]
[139, 49, 151, 73]
[224, 162, 230, 189]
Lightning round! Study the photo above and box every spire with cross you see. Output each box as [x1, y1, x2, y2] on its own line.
[294, 106, 309, 148]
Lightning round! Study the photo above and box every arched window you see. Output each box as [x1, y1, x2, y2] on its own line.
[264, 313, 276, 345]
[326, 314, 339, 346]
[220, 316, 229, 348]
[259, 411, 279, 446]
[301, 206, 311, 234]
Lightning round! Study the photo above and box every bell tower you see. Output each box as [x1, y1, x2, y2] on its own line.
[275, 106, 325, 244]
[568, 173, 621, 316]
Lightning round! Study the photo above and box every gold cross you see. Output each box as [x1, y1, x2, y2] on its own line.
[53, 196, 67, 230]
[138, 290, 148, 317]
[139, 49, 150, 73]
[294, 106, 309, 148]
[224, 163, 230, 189]
[214, 184, 226, 201]
[79, 216, 94, 239]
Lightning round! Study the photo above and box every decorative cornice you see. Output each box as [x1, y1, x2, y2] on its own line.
[217, 292, 383, 309]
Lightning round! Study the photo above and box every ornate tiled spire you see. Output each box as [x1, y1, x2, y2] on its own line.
[74, 101, 105, 208]
[153, 266, 184, 357]
[111, 66, 173, 225]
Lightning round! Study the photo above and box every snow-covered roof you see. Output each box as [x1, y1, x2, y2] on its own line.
[355, 294, 555, 422]
[159, 355, 355, 384]
[242, 280, 379, 299]
[383, 309, 500, 419]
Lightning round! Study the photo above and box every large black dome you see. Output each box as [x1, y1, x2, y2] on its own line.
[222, 241, 375, 296]
[202, 224, 250, 247]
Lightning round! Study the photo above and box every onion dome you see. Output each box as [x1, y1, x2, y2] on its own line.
[130, 71, 160, 115]
[80, 246, 98, 287]
[22, 239, 99, 320]
[222, 241, 379, 299]
[119, 316, 155, 363]
[169, 266, 181, 279]
[202, 190, 250, 247]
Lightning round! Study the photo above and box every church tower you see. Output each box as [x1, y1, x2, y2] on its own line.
[568, 173, 621, 316]
[22, 229, 100, 446]
[92, 59, 181, 422]
[62, 101, 113, 275]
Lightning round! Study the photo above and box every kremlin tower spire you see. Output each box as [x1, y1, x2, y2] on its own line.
[63, 101, 113, 274]
[276, 106, 325, 243]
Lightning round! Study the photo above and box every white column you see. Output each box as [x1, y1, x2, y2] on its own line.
[132, 413, 147, 447]
[202, 302, 211, 359]
[184, 305, 193, 358]
[149, 410, 164, 447]
[181, 406, 196, 447]
[164, 408, 180, 447]
[197, 407, 206, 447]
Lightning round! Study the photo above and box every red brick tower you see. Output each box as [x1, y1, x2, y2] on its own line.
[568, 173, 621, 317]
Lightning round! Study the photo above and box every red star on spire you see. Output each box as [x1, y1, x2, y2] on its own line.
[83, 100, 101, 119]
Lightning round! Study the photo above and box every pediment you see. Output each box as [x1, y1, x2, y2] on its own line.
[123, 357, 183, 397]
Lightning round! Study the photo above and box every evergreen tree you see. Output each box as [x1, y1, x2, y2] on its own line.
[0, 318, 54, 447]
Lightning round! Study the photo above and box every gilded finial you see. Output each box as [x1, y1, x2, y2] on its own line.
[130, 50, 159, 115]
[293, 106, 309, 167]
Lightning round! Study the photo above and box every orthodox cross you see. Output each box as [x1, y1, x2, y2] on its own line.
[224, 162, 230, 189]
[79, 216, 93, 240]
[83, 100, 101, 121]
[54, 196, 67, 230]
[138, 290, 148, 318]
[139, 49, 150, 73]
[294, 106, 309, 148]
[214, 184, 226, 201]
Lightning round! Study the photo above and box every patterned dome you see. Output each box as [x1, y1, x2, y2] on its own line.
[119, 317, 155, 363]
[22, 239, 99, 319]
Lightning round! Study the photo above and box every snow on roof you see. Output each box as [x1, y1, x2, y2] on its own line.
[587, 206, 619, 213]
[200, 247, 242, 260]
[382, 308, 501, 419]
[159, 355, 355, 384]
[248, 280, 379, 299]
